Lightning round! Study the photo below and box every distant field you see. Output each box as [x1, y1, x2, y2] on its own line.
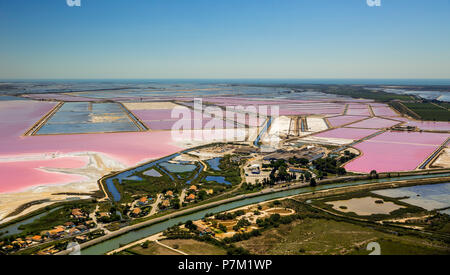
[160, 239, 227, 255]
[234, 218, 449, 255]
[323, 88, 413, 102]
[402, 102, 450, 121]
[125, 241, 181, 255]
[437, 102, 450, 110]
[124, 239, 227, 255]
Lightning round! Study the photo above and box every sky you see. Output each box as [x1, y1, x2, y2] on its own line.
[0, 0, 449, 79]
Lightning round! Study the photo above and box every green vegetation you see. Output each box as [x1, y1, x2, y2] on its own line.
[165, 197, 449, 255]
[201, 154, 242, 186]
[117, 167, 181, 204]
[236, 217, 449, 255]
[389, 101, 421, 120]
[10, 202, 94, 236]
[402, 102, 450, 121]
[313, 157, 347, 178]
[231, 199, 449, 255]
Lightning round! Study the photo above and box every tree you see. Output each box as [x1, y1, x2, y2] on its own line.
[337, 167, 346, 175]
[141, 240, 150, 249]
[370, 170, 379, 179]
[185, 220, 197, 231]
[310, 178, 317, 187]
[298, 158, 309, 166]
[219, 223, 227, 232]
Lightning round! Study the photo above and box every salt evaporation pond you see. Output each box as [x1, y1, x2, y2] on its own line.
[372, 183, 450, 211]
[37, 102, 141, 135]
[314, 127, 379, 140]
[159, 162, 197, 173]
[347, 117, 400, 129]
[345, 131, 449, 173]
[327, 115, 368, 127]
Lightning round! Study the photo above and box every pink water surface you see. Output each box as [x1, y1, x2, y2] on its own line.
[346, 107, 371, 116]
[404, 121, 450, 131]
[145, 119, 236, 130]
[0, 101, 58, 139]
[346, 117, 401, 129]
[327, 116, 368, 127]
[314, 128, 379, 140]
[0, 100, 185, 193]
[0, 157, 89, 193]
[368, 131, 449, 146]
[344, 131, 449, 173]
[345, 142, 439, 173]
[372, 106, 399, 116]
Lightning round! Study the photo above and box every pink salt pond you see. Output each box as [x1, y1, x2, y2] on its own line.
[372, 106, 399, 117]
[0, 99, 185, 193]
[327, 116, 368, 127]
[314, 128, 379, 140]
[346, 117, 401, 129]
[345, 131, 449, 173]
[346, 107, 371, 116]
[405, 121, 450, 131]
[0, 157, 89, 193]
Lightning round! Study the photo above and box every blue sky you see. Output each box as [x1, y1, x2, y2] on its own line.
[0, 0, 449, 79]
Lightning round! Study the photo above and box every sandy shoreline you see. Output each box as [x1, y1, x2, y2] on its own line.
[0, 151, 126, 224]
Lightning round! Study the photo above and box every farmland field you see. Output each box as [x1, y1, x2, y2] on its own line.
[402, 102, 450, 121]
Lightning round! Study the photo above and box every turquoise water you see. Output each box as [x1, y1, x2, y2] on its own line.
[205, 176, 231, 185]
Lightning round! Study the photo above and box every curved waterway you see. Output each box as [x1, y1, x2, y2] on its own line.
[82, 172, 450, 255]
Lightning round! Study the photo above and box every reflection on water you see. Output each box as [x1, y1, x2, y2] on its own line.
[159, 162, 197, 173]
[372, 183, 450, 211]
[205, 176, 231, 185]
[206, 158, 222, 171]
[0, 207, 63, 238]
